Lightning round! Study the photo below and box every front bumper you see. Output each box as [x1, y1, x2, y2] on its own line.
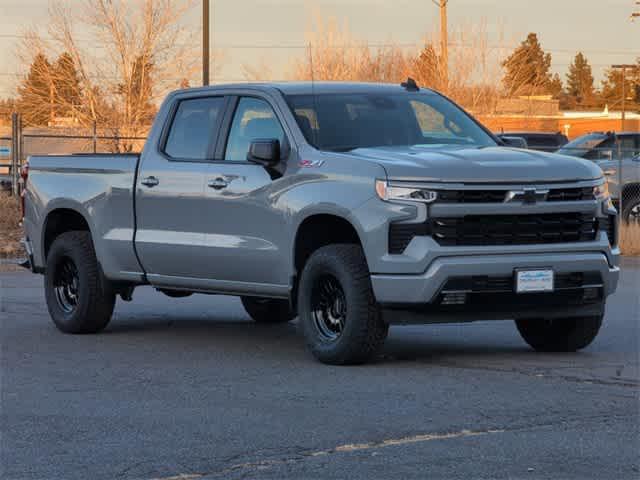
[371, 251, 619, 324]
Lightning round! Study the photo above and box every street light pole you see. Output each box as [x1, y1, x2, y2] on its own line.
[203, 0, 210, 86]
[432, 0, 448, 90]
[612, 64, 637, 131]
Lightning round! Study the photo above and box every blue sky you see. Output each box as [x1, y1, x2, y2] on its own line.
[0, 0, 638, 97]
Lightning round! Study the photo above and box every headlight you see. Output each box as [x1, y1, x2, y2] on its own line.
[593, 181, 609, 200]
[375, 180, 437, 203]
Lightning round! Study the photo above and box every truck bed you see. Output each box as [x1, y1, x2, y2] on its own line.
[23, 154, 144, 282]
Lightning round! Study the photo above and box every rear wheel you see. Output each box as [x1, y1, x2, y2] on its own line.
[44, 231, 115, 333]
[241, 297, 294, 324]
[621, 196, 640, 224]
[298, 244, 388, 365]
[515, 315, 603, 352]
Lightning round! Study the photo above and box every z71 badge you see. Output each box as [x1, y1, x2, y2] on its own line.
[298, 159, 325, 168]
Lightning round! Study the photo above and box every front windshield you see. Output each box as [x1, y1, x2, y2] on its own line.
[285, 91, 496, 152]
[557, 133, 607, 158]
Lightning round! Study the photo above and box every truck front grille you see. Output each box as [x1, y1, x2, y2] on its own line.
[431, 213, 598, 246]
[436, 187, 594, 203]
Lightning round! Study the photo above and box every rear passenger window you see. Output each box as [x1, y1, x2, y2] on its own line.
[164, 97, 225, 160]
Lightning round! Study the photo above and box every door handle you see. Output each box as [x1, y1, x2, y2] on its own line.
[208, 177, 229, 190]
[603, 169, 616, 177]
[141, 176, 159, 187]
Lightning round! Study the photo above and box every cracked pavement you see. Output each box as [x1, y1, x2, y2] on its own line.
[1, 258, 638, 480]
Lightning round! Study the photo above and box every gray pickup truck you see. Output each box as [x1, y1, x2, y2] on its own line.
[557, 132, 640, 223]
[22, 81, 620, 364]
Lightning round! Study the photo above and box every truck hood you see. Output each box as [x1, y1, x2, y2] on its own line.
[345, 146, 603, 184]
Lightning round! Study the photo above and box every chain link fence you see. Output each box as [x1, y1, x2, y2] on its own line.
[1, 113, 146, 196]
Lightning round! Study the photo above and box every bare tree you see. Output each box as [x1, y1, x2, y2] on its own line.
[287, 15, 411, 83]
[17, 0, 218, 150]
[286, 14, 506, 115]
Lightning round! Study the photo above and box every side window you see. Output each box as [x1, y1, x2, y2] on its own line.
[585, 138, 614, 161]
[164, 97, 225, 160]
[618, 136, 637, 157]
[224, 97, 285, 161]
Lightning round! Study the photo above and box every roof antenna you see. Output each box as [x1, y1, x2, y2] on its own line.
[401, 77, 420, 92]
[308, 42, 320, 149]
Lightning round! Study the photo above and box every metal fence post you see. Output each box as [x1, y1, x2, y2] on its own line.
[10, 112, 21, 197]
[618, 144, 623, 225]
[92, 120, 97, 153]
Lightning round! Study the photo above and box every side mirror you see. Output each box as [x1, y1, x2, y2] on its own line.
[247, 138, 280, 166]
[499, 135, 528, 149]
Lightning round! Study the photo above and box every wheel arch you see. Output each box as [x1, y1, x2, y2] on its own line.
[42, 206, 94, 261]
[291, 212, 367, 310]
[293, 212, 365, 275]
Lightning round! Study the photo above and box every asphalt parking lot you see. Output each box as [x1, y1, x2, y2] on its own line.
[1, 258, 638, 480]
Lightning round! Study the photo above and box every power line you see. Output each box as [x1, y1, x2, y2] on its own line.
[0, 33, 638, 54]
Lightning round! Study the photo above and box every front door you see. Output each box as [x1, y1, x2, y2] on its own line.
[202, 96, 291, 292]
[135, 95, 227, 283]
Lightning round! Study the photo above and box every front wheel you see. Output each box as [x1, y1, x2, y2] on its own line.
[621, 196, 640, 224]
[44, 231, 116, 333]
[515, 315, 603, 352]
[298, 244, 388, 365]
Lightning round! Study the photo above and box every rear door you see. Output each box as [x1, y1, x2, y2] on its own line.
[135, 95, 228, 282]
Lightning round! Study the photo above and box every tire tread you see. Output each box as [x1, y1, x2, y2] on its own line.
[45, 231, 115, 334]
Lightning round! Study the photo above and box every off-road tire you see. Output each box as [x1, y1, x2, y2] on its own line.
[621, 196, 640, 224]
[241, 297, 294, 323]
[298, 244, 388, 365]
[515, 315, 603, 352]
[44, 231, 116, 333]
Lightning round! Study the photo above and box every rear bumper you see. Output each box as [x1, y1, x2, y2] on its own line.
[371, 251, 619, 324]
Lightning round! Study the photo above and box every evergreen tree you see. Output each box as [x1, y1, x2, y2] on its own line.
[549, 73, 564, 99]
[128, 55, 156, 124]
[53, 52, 83, 118]
[502, 33, 554, 97]
[412, 44, 442, 91]
[17, 53, 54, 126]
[566, 52, 595, 105]
[116, 55, 156, 126]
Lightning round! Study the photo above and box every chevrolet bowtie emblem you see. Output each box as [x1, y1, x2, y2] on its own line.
[504, 188, 549, 204]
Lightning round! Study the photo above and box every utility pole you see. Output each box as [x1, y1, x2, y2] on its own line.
[203, 0, 210, 86]
[432, 0, 448, 90]
[612, 64, 637, 131]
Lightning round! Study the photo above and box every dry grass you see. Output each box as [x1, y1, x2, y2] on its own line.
[620, 224, 640, 257]
[0, 192, 23, 258]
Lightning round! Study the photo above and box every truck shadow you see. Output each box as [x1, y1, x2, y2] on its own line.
[105, 313, 543, 367]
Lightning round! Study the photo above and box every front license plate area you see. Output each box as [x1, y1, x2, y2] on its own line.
[515, 269, 554, 293]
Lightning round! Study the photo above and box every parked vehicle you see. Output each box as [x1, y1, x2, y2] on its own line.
[22, 81, 619, 364]
[496, 131, 569, 152]
[557, 132, 640, 222]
